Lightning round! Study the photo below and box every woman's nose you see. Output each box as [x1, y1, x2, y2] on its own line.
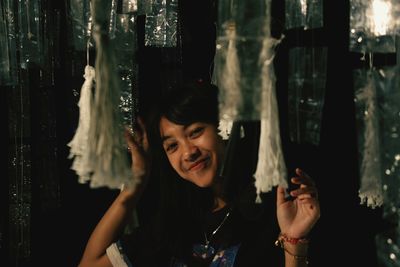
[183, 143, 201, 162]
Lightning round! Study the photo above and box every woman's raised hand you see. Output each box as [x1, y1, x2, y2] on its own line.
[276, 168, 320, 239]
[124, 117, 151, 186]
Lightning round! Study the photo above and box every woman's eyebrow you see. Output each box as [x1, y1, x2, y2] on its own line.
[161, 135, 172, 144]
[161, 124, 195, 143]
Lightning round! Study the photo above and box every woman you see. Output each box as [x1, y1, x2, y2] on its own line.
[78, 81, 320, 267]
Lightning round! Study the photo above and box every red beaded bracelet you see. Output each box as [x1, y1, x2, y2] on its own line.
[275, 232, 309, 245]
[275, 233, 309, 265]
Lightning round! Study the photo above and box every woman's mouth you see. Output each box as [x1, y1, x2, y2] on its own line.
[188, 157, 210, 171]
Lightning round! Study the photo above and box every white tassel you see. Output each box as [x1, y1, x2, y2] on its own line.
[356, 74, 383, 209]
[68, 65, 96, 183]
[218, 23, 241, 140]
[254, 36, 288, 203]
[85, 0, 136, 190]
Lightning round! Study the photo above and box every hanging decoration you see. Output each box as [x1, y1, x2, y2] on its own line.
[287, 47, 328, 146]
[112, 11, 139, 128]
[83, 0, 136, 189]
[354, 68, 383, 209]
[69, 0, 92, 51]
[68, 63, 95, 183]
[285, 0, 324, 30]
[18, 0, 42, 68]
[144, 0, 178, 47]
[214, 0, 288, 201]
[349, 0, 400, 53]
[374, 65, 400, 265]
[215, 21, 241, 140]
[0, 0, 17, 85]
[254, 35, 288, 202]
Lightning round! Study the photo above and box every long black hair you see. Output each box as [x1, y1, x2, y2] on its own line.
[139, 81, 269, 263]
[142, 81, 220, 261]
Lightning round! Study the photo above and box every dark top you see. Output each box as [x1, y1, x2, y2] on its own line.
[113, 192, 284, 267]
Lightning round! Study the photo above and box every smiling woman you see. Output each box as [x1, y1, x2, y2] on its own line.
[77, 80, 320, 267]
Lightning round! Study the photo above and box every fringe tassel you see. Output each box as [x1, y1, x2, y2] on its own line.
[218, 23, 241, 140]
[254, 36, 288, 203]
[87, 28, 134, 189]
[68, 65, 96, 183]
[85, 0, 136, 189]
[356, 74, 383, 209]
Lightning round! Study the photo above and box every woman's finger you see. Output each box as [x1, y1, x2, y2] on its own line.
[293, 168, 316, 186]
[136, 117, 149, 151]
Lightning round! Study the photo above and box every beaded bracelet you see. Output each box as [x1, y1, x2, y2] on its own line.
[275, 233, 309, 264]
[276, 232, 309, 245]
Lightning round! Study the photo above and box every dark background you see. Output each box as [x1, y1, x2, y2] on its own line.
[2, 0, 391, 266]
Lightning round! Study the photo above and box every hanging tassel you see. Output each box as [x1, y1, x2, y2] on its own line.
[254, 36, 288, 203]
[217, 22, 241, 140]
[356, 73, 383, 209]
[68, 65, 96, 183]
[85, 0, 136, 189]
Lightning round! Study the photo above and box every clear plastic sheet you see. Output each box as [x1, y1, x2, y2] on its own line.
[69, 0, 92, 51]
[138, 0, 153, 15]
[108, 0, 118, 39]
[373, 66, 400, 265]
[377, 67, 400, 226]
[0, 0, 12, 84]
[376, 232, 400, 267]
[349, 0, 398, 53]
[0, 0, 18, 85]
[214, 0, 276, 121]
[287, 46, 327, 146]
[144, 0, 178, 47]
[122, 0, 138, 14]
[113, 13, 138, 127]
[8, 85, 32, 262]
[18, 0, 42, 68]
[285, 0, 324, 30]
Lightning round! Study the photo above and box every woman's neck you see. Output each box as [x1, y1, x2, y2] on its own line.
[212, 197, 226, 212]
[211, 177, 227, 212]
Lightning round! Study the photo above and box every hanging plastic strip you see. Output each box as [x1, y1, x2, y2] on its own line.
[8, 84, 32, 263]
[285, 0, 324, 30]
[214, 0, 288, 199]
[144, 0, 178, 47]
[1, 0, 18, 85]
[373, 66, 400, 212]
[114, 12, 138, 128]
[354, 67, 383, 209]
[287, 46, 327, 146]
[69, 0, 92, 51]
[85, 0, 136, 189]
[0, 0, 13, 85]
[349, 0, 398, 53]
[17, 0, 42, 68]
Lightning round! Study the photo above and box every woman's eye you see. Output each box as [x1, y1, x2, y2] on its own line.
[190, 127, 204, 138]
[165, 143, 178, 152]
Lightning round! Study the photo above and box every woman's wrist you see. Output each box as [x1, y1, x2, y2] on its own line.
[118, 183, 146, 206]
[275, 232, 309, 264]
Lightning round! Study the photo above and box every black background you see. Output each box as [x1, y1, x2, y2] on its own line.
[2, 0, 391, 266]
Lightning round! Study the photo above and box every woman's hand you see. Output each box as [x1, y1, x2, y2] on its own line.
[276, 168, 320, 238]
[124, 117, 151, 187]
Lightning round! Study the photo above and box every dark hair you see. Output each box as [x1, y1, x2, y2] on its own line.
[139, 81, 266, 263]
[140, 81, 220, 261]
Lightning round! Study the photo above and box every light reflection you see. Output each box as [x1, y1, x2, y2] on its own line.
[371, 0, 392, 35]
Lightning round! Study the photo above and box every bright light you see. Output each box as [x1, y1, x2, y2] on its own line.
[371, 0, 392, 35]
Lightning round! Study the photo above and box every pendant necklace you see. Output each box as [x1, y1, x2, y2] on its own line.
[193, 208, 231, 259]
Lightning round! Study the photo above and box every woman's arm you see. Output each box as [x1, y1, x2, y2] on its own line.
[79, 120, 150, 267]
[78, 186, 145, 267]
[276, 168, 320, 267]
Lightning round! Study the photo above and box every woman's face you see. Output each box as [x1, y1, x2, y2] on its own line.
[159, 116, 224, 187]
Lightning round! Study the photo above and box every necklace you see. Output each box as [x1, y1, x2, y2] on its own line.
[193, 208, 231, 259]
